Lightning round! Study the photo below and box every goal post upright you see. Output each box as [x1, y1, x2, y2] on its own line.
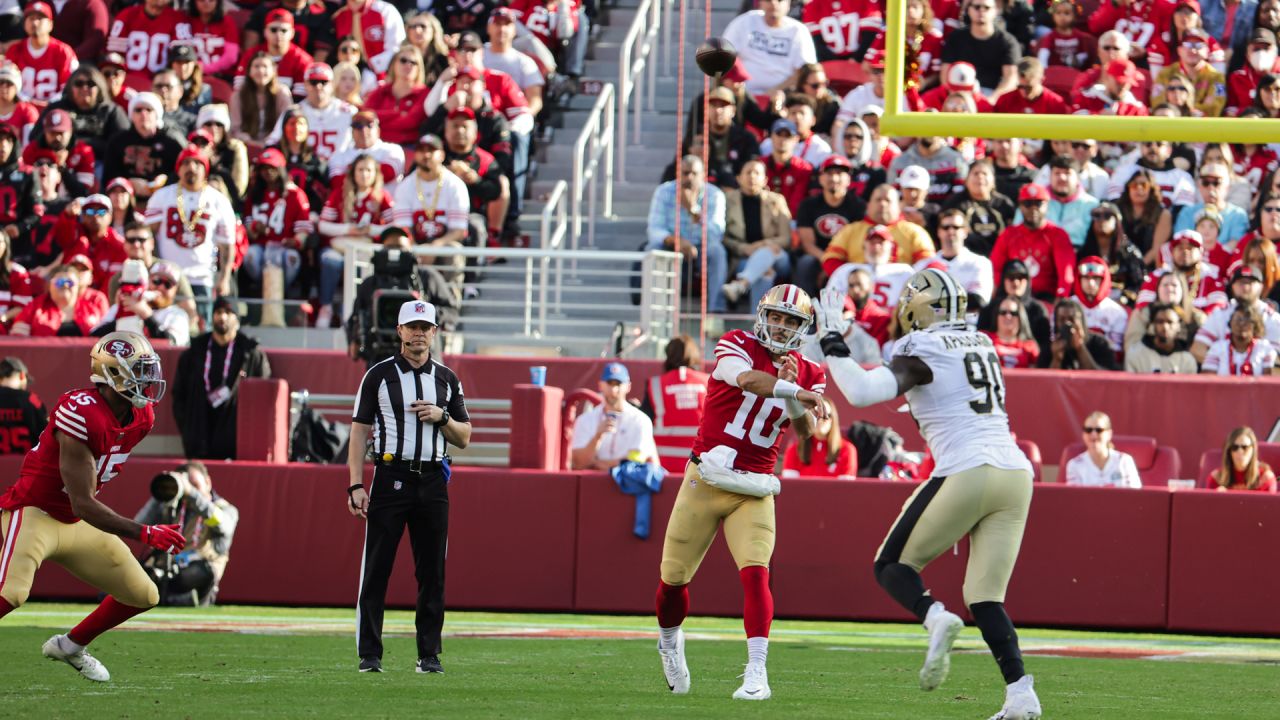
[879, 3, 1277, 143]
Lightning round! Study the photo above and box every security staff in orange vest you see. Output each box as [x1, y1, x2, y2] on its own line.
[640, 335, 710, 474]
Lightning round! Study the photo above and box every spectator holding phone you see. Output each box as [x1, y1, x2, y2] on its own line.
[570, 363, 658, 472]
[1208, 427, 1277, 492]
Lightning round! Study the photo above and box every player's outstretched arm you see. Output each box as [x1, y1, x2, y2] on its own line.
[813, 288, 929, 407]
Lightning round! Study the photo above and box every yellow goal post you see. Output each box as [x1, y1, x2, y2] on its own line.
[879, 3, 1277, 143]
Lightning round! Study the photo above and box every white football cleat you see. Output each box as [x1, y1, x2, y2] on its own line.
[657, 629, 690, 694]
[42, 634, 110, 682]
[989, 674, 1042, 720]
[920, 608, 965, 691]
[732, 661, 771, 700]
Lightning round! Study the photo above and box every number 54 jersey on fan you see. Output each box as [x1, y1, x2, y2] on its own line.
[892, 327, 1031, 479]
[692, 329, 826, 475]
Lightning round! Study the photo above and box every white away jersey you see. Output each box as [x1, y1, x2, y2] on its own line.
[144, 184, 237, 286]
[893, 325, 1033, 477]
[825, 262, 914, 309]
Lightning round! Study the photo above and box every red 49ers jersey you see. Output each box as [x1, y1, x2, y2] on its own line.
[508, 0, 582, 52]
[107, 6, 185, 76]
[5, 38, 79, 103]
[1088, 0, 1173, 50]
[245, 186, 313, 245]
[320, 185, 394, 227]
[0, 387, 154, 524]
[802, 0, 883, 61]
[692, 329, 827, 474]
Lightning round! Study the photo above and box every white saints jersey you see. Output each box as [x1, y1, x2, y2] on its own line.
[264, 99, 357, 161]
[892, 324, 1033, 478]
[825, 262, 914, 309]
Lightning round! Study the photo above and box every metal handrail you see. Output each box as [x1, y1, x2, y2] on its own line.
[539, 179, 569, 321]
[617, 0, 662, 182]
[571, 83, 615, 252]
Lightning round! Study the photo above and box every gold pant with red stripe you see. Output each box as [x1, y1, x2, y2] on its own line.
[659, 463, 776, 586]
[0, 507, 158, 608]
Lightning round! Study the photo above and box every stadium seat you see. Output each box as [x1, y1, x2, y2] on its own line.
[1042, 66, 1081, 99]
[1196, 443, 1280, 488]
[1016, 438, 1042, 482]
[823, 60, 869, 97]
[205, 76, 234, 104]
[558, 388, 603, 471]
[1056, 436, 1182, 487]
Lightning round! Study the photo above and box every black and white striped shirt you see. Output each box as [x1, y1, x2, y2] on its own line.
[352, 354, 469, 464]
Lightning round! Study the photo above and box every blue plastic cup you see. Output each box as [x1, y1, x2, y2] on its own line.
[530, 366, 547, 387]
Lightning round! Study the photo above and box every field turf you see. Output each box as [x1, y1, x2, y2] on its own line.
[2, 603, 1279, 719]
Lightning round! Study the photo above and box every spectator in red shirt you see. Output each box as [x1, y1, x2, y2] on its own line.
[181, 0, 242, 78]
[242, 148, 312, 296]
[106, 0, 185, 83]
[0, 66, 40, 146]
[364, 46, 432, 148]
[1070, 30, 1154, 103]
[9, 263, 107, 337]
[994, 57, 1071, 114]
[23, 110, 95, 193]
[984, 296, 1041, 368]
[1035, 0, 1097, 69]
[1209, 426, 1277, 491]
[8, 3, 79, 104]
[760, 118, 814, 216]
[53, 194, 127, 295]
[50, 0, 110, 63]
[1227, 29, 1280, 115]
[333, 0, 407, 79]
[444, 107, 509, 243]
[844, 265, 892, 345]
[1073, 58, 1151, 115]
[235, 8, 315, 99]
[919, 62, 994, 112]
[990, 183, 1077, 302]
[782, 398, 857, 479]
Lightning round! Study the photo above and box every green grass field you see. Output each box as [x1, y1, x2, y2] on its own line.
[2, 603, 1279, 719]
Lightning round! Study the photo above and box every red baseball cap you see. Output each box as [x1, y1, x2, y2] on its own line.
[25, 2, 53, 19]
[1018, 183, 1050, 203]
[866, 224, 892, 242]
[456, 66, 482, 81]
[448, 106, 476, 121]
[256, 148, 287, 168]
[490, 7, 517, 22]
[1230, 262, 1264, 283]
[1105, 58, 1138, 85]
[44, 109, 72, 133]
[99, 52, 126, 71]
[65, 253, 93, 270]
[188, 128, 216, 144]
[722, 59, 750, 83]
[106, 177, 133, 195]
[819, 155, 853, 173]
[1176, 0, 1203, 13]
[1171, 229, 1203, 248]
[176, 146, 210, 174]
[265, 8, 294, 26]
[27, 148, 58, 165]
[305, 63, 334, 82]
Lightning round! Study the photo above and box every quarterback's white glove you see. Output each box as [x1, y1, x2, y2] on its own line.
[816, 288, 850, 336]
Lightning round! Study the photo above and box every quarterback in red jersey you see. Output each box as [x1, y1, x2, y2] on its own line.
[656, 284, 826, 702]
[0, 332, 185, 682]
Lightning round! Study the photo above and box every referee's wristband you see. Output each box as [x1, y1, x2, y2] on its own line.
[347, 483, 364, 497]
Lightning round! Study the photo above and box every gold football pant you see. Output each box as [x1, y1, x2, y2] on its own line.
[0, 507, 158, 608]
[875, 465, 1032, 605]
[659, 463, 776, 586]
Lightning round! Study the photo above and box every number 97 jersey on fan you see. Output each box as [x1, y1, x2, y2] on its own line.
[692, 329, 826, 475]
[892, 327, 1031, 479]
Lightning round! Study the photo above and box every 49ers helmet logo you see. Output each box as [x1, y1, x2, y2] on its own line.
[105, 339, 136, 358]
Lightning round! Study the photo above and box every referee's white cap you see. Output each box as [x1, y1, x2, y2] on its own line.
[398, 300, 438, 326]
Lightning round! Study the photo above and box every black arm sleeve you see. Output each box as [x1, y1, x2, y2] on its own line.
[352, 368, 382, 424]
[447, 373, 469, 423]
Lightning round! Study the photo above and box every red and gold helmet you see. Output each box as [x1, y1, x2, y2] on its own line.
[754, 284, 814, 353]
[90, 331, 166, 408]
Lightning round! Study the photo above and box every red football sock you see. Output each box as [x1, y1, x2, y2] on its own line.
[740, 566, 773, 638]
[67, 596, 150, 647]
[655, 581, 690, 628]
[0, 597, 14, 620]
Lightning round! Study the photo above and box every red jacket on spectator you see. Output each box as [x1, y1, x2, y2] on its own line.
[363, 84, 431, 146]
[22, 143, 96, 192]
[508, 0, 583, 53]
[1071, 65, 1152, 104]
[644, 366, 709, 474]
[1209, 464, 1277, 492]
[1087, 0, 1174, 50]
[234, 43, 315, 98]
[864, 28, 942, 76]
[783, 438, 857, 479]
[6, 38, 79, 104]
[989, 223, 1077, 300]
[52, 0, 110, 62]
[994, 88, 1071, 115]
[106, 4, 186, 80]
[0, 264, 34, 332]
[52, 213, 127, 294]
[761, 154, 814, 217]
[1035, 28, 1097, 69]
[446, 69, 531, 127]
[850, 296, 892, 345]
[1226, 62, 1280, 116]
[1135, 266, 1228, 312]
[332, 0, 406, 78]
[1, 103, 40, 146]
[179, 13, 242, 76]
[11, 289, 107, 337]
[1071, 84, 1150, 115]
[920, 85, 993, 112]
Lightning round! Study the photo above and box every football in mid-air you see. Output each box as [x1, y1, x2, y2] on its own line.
[695, 37, 737, 77]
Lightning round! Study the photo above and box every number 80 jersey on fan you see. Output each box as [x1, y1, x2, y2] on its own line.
[692, 329, 827, 475]
[892, 327, 1032, 479]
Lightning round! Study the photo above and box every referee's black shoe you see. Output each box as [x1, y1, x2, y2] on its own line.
[359, 657, 383, 673]
[416, 655, 444, 674]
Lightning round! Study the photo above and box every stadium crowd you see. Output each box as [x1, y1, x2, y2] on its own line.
[652, 0, 1280, 377]
[0, 0, 593, 336]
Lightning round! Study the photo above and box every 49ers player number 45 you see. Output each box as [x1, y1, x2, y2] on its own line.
[0, 332, 185, 683]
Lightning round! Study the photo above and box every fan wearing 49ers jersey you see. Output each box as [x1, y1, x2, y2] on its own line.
[656, 284, 826, 703]
[0, 332, 186, 683]
[802, 0, 884, 62]
[7, 3, 79, 104]
[242, 149, 313, 294]
[107, 0, 184, 82]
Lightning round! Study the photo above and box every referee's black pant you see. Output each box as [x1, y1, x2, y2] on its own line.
[356, 464, 449, 661]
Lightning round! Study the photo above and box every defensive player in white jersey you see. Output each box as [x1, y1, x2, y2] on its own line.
[824, 225, 915, 310]
[813, 269, 1042, 720]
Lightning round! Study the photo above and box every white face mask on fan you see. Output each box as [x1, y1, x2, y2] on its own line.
[1250, 48, 1278, 72]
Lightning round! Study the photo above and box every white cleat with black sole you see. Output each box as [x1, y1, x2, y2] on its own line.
[658, 629, 690, 694]
[42, 634, 110, 682]
[990, 674, 1042, 720]
[920, 609, 965, 691]
[732, 661, 771, 700]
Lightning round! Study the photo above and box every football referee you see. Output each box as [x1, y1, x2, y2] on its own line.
[347, 300, 471, 674]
